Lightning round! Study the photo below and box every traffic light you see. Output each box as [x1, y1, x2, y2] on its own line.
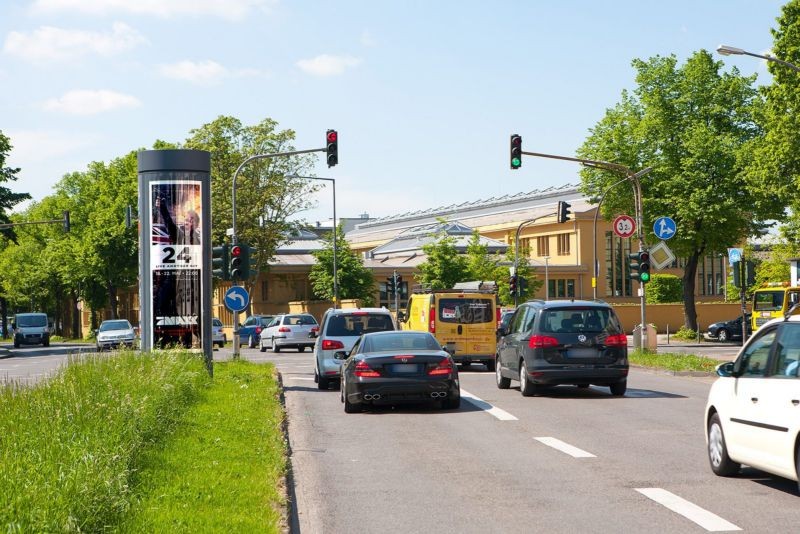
[733, 260, 756, 288]
[63, 210, 70, 233]
[230, 245, 243, 281]
[638, 251, 651, 283]
[629, 251, 641, 281]
[510, 134, 522, 169]
[395, 274, 403, 293]
[557, 201, 572, 223]
[386, 276, 395, 295]
[326, 129, 338, 167]
[509, 275, 518, 295]
[240, 243, 257, 279]
[212, 244, 230, 280]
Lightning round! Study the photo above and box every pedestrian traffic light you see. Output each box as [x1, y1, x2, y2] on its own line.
[395, 274, 403, 292]
[63, 210, 70, 233]
[557, 201, 572, 223]
[509, 274, 518, 295]
[638, 251, 651, 283]
[510, 134, 522, 169]
[240, 243, 257, 279]
[212, 244, 230, 280]
[732, 260, 741, 288]
[230, 245, 243, 281]
[386, 276, 395, 295]
[326, 129, 338, 167]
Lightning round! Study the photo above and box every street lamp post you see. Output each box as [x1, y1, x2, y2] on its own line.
[717, 44, 800, 73]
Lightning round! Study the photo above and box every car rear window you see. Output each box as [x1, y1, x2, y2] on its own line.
[365, 333, 440, 352]
[540, 307, 622, 334]
[325, 313, 394, 336]
[438, 298, 494, 324]
[284, 315, 317, 325]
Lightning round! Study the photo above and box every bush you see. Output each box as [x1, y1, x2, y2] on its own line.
[672, 325, 700, 341]
[646, 274, 683, 303]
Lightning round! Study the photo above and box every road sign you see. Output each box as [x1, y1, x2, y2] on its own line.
[613, 215, 636, 238]
[649, 241, 676, 270]
[224, 286, 250, 312]
[653, 216, 676, 240]
[727, 248, 743, 266]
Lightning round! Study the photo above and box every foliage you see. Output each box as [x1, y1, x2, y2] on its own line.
[577, 50, 777, 331]
[0, 350, 208, 532]
[310, 225, 375, 306]
[415, 224, 468, 290]
[645, 274, 683, 303]
[753, 240, 795, 288]
[671, 325, 700, 341]
[0, 130, 31, 242]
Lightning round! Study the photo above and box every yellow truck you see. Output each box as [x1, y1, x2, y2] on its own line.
[751, 285, 800, 331]
[398, 288, 499, 371]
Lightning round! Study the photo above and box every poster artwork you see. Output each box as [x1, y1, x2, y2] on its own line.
[150, 181, 202, 348]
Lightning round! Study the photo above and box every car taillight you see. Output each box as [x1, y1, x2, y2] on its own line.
[529, 335, 559, 348]
[355, 360, 381, 378]
[322, 339, 344, 350]
[496, 308, 501, 328]
[278, 326, 291, 333]
[429, 307, 436, 333]
[605, 334, 627, 347]
[255, 326, 262, 334]
[428, 359, 453, 376]
[310, 326, 319, 334]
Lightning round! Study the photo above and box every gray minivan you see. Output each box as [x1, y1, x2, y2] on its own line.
[12, 312, 51, 348]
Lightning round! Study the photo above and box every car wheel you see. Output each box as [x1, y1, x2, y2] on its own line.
[43, 336, 50, 347]
[443, 393, 460, 410]
[13, 338, 19, 348]
[248, 335, 256, 349]
[271, 338, 281, 353]
[717, 329, 729, 342]
[259, 342, 267, 353]
[318, 374, 330, 390]
[609, 380, 627, 396]
[707, 412, 740, 476]
[298, 346, 305, 353]
[519, 360, 535, 397]
[496, 359, 511, 389]
[484, 359, 496, 372]
[344, 391, 362, 413]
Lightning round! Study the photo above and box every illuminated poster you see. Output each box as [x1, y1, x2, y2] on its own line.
[149, 181, 202, 348]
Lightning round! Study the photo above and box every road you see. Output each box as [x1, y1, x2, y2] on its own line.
[0, 342, 96, 385]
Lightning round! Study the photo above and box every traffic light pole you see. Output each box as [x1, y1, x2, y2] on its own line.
[513, 213, 553, 307]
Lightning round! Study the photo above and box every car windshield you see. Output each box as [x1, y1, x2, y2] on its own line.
[16, 315, 47, 327]
[540, 308, 620, 334]
[99, 320, 132, 332]
[438, 298, 494, 324]
[364, 333, 441, 352]
[259, 316, 275, 326]
[325, 313, 394, 336]
[754, 290, 785, 311]
[213, 319, 222, 327]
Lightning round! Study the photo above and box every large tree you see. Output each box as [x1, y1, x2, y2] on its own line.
[415, 227, 468, 290]
[309, 225, 375, 306]
[578, 51, 783, 331]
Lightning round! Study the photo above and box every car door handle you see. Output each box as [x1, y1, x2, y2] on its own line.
[792, 399, 800, 406]
[751, 397, 758, 403]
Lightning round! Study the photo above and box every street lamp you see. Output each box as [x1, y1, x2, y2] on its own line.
[717, 44, 800, 73]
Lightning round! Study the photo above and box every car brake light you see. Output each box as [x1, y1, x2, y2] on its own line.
[428, 359, 453, 376]
[605, 334, 627, 347]
[278, 326, 291, 333]
[529, 335, 559, 348]
[355, 360, 381, 378]
[393, 355, 414, 359]
[255, 326, 262, 334]
[322, 339, 344, 350]
[496, 308, 501, 328]
[429, 306, 436, 333]
[310, 326, 319, 334]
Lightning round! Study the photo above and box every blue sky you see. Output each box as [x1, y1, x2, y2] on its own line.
[0, 0, 787, 224]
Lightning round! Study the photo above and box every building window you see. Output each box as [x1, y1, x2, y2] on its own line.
[520, 237, 532, 258]
[537, 236, 549, 257]
[548, 278, 576, 298]
[604, 231, 633, 298]
[557, 233, 570, 256]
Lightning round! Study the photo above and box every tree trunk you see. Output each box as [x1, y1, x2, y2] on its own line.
[683, 253, 700, 331]
[71, 290, 81, 340]
[109, 284, 118, 319]
[1, 297, 6, 339]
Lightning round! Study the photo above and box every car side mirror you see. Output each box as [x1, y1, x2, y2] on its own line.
[716, 361, 736, 377]
[397, 311, 406, 322]
[497, 326, 509, 337]
[333, 350, 349, 360]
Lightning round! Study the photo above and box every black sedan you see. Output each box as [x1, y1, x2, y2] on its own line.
[705, 314, 751, 342]
[338, 331, 460, 413]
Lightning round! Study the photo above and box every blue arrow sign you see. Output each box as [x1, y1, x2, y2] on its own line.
[728, 248, 743, 266]
[224, 286, 250, 313]
[653, 216, 676, 240]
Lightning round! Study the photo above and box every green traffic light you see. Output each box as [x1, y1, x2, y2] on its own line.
[640, 272, 650, 283]
[511, 157, 521, 167]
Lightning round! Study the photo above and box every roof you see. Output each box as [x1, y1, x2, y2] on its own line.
[369, 220, 507, 258]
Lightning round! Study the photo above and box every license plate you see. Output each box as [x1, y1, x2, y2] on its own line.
[566, 348, 598, 358]
[392, 364, 418, 373]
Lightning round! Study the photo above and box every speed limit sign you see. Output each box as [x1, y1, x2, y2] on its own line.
[613, 215, 636, 238]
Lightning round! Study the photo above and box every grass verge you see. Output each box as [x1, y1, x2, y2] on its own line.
[118, 360, 287, 533]
[629, 349, 721, 373]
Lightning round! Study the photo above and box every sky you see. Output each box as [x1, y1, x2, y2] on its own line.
[0, 0, 788, 226]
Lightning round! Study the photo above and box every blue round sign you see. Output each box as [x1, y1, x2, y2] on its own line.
[653, 216, 677, 240]
[224, 286, 250, 312]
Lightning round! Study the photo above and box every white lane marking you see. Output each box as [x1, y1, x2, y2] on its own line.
[460, 389, 518, 421]
[635, 488, 741, 532]
[286, 377, 314, 381]
[534, 437, 596, 458]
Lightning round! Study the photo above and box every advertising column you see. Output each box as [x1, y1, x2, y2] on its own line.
[137, 150, 212, 373]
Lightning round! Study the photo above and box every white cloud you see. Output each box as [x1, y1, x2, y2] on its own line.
[31, 0, 275, 21]
[42, 89, 141, 115]
[296, 54, 362, 77]
[3, 22, 146, 62]
[158, 60, 268, 84]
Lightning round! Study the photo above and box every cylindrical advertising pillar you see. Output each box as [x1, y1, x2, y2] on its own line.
[137, 150, 212, 374]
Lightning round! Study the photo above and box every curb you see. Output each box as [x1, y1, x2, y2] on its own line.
[275, 370, 295, 534]
[630, 364, 715, 377]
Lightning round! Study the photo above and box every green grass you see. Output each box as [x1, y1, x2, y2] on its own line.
[629, 349, 721, 373]
[118, 360, 287, 533]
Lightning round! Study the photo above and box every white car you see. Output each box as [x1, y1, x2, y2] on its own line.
[96, 319, 136, 351]
[259, 314, 319, 353]
[212, 318, 226, 348]
[705, 314, 800, 491]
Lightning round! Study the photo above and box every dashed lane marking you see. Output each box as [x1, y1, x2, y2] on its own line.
[534, 437, 596, 458]
[635, 488, 741, 532]
[460, 389, 518, 421]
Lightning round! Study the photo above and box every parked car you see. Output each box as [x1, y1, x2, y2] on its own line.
[705, 314, 800, 490]
[238, 314, 275, 348]
[212, 318, 226, 348]
[12, 312, 51, 348]
[314, 307, 397, 390]
[339, 331, 460, 413]
[496, 299, 628, 396]
[260, 313, 319, 353]
[706, 313, 752, 342]
[95, 319, 136, 351]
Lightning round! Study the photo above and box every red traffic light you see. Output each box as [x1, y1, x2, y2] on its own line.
[231, 245, 242, 257]
[639, 251, 650, 263]
[327, 130, 338, 143]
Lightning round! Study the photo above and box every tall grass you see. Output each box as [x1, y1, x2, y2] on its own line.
[0, 350, 208, 532]
[629, 348, 721, 372]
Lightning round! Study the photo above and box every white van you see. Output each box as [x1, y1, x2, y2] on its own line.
[12, 312, 51, 348]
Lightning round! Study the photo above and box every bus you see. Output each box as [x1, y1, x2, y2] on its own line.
[751, 285, 800, 331]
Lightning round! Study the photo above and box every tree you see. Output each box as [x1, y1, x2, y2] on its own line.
[577, 51, 780, 331]
[415, 226, 468, 290]
[310, 225, 375, 306]
[0, 131, 31, 240]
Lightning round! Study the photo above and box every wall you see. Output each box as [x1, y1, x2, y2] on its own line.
[613, 302, 746, 334]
